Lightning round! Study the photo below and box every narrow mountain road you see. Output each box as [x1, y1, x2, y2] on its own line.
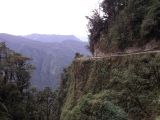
[76, 50, 160, 61]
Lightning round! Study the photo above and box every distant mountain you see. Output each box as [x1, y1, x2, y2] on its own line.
[24, 34, 81, 43]
[0, 33, 90, 89]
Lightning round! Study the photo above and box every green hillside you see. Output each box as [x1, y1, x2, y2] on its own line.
[87, 0, 160, 55]
[58, 52, 160, 120]
[55, 0, 160, 120]
[0, 0, 160, 120]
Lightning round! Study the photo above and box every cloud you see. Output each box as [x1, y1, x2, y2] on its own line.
[0, 0, 98, 36]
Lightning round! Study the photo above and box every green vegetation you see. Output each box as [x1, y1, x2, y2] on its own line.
[58, 53, 160, 120]
[60, 92, 127, 120]
[0, 42, 33, 120]
[87, 0, 160, 54]
[1, 41, 160, 120]
[25, 87, 59, 120]
[1, 0, 160, 120]
[0, 42, 58, 120]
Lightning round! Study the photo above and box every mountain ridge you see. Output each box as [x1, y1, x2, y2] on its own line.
[0, 33, 90, 89]
[23, 33, 82, 43]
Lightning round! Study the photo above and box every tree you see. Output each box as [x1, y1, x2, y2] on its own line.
[74, 53, 83, 59]
[37, 87, 58, 120]
[141, 0, 160, 40]
[101, 0, 127, 21]
[87, 10, 105, 55]
[0, 100, 11, 120]
[0, 42, 34, 120]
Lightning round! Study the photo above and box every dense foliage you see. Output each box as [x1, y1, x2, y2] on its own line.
[1, 0, 160, 120]
[87, 0, 160, 54]
[0, 42, 32, 120]
[25, 87, 59, 120]
[2, 43, 159, 120]
[58, 53, 160, 120]
[0, 33, 90, 89]
[0, 43, 59, 120]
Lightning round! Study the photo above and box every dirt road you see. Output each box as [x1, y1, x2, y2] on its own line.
[76, 50, 160, 61]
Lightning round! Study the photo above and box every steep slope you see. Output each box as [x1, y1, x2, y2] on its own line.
[55, 0, 160, 120]
[87, 0, 160, 55]
[58, 52, 160, 120]
[0, 33, 90, 89]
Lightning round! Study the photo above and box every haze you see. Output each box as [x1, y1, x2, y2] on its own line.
[0, 0, 99, 40]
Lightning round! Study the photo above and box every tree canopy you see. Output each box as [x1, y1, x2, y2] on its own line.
[87, 0, 160, 55]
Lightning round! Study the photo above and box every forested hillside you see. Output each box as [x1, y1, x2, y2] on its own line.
[0, 42, 33, 120]
[58, 52, 160, 120]
[0, 43, 61, 120]
[0, 33, 90, 89]
[87, 0, 160, 55]
[0, 0, 160, 120]
[54, 0, 160, 120]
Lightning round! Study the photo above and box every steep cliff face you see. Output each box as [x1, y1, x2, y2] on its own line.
[87, 0, 160, 55]
[0, 33, 90, 89]
[56, 0, 160, 119]
[59, 52, 160, 120]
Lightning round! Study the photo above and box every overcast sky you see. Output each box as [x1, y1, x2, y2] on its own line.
[0, 0, 99, 39]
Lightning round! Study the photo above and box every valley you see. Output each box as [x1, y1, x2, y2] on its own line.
[0, 33, 90, 89]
